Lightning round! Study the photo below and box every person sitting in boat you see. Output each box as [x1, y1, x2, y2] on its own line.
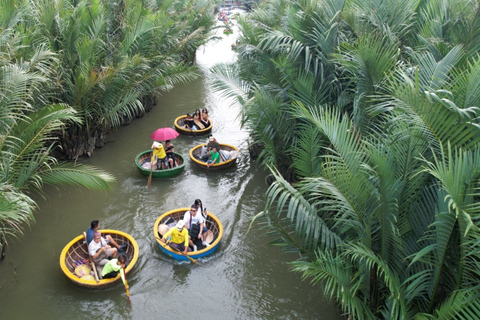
[194, 199, 213, 245]
[201, 108, 210, 127]
[206, 145, 221, 168]
[86, 220, 126, 252]
[101, 254, 127, 283]
[207, 135, 220, 151]
[164, 140, 176, 168]
[89, 231, 118, 266]
[183, 113, 197, 130]
[193, 109, 205, 130]
[151, 141, 168, 170]
[183, 204, 209, 252]
[160, 220, 191, 255]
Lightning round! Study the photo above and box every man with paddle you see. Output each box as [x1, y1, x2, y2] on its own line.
[160, 220, 191, 255]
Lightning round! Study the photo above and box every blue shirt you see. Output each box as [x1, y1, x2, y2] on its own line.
[86, 227, 94, 245]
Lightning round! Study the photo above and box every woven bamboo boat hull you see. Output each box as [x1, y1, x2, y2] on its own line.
[174, 115, 213, 136]
[59, 230, 139, 289]
[153, 208, 223, 261]
[135, 151, 185, 178]
[189, 143, 239, 170]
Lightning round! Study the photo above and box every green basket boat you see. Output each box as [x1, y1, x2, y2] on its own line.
[135, 150, 186, 178]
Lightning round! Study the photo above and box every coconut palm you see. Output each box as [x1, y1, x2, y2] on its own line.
[0, 24, 115, 256]
[20, 0, 217, 159]
[213, 0, 480, 317]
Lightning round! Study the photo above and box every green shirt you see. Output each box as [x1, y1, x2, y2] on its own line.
[210, 150, 221, 164]
[101, 259, 125, 283]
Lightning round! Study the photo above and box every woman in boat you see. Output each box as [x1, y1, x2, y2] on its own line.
[193, 109, 205, 130]
[164, 140, 176, 168]
[183, 113, 197, 130]
[194, 199, 213, 244]
[201, 108, 210, 127]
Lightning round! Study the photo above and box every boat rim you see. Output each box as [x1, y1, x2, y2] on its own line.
[189, 143, 238, 168]
[59, 229, 139, 286]
[173, 115, 213, 134]
[153, 208, 224, 256]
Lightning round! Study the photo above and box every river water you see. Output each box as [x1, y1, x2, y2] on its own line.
[0, 15, 343, 320]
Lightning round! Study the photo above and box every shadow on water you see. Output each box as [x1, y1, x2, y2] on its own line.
[0, 14, 344, 320]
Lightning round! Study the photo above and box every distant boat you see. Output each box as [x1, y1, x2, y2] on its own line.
[153, 208, 223, 261]
[59, 230, 139, 289]
[189, 143, 239, 170]
[136, 150, 186, 178]
[174, 115, 213, 136]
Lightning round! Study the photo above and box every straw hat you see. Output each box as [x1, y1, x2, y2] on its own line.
[158, 224, 169, 236]
[80, 274, 95, 281]
[75, 264, 92, 277]
[205, 232, 214, 244]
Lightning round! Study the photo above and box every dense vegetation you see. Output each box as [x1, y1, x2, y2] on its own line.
[213, 0, 480, 318]
[0, 0, 217, 257]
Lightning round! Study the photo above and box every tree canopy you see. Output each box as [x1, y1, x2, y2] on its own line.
[213, 0, 480, 318]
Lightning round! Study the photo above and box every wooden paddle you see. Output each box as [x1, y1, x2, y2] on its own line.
[155, 236, 200, 265]
[121, 262, 130, 299]
[147, 165, 153, 189]
[83, 232, 99, 283]
[147, 155, 154, 189]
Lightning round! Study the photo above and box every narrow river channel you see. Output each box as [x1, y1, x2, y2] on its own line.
[0, 15, 343, 320]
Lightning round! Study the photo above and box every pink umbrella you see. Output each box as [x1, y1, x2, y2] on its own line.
[150, 127, 179, 141]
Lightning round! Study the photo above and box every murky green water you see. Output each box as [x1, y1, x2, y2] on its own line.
[0, 15, 344, 320]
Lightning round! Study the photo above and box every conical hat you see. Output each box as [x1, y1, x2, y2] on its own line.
[75, 264, 91, 277]
[158, 224, 169, 236]
[80, 274, 95, 281]
[205, 232, 214, 244]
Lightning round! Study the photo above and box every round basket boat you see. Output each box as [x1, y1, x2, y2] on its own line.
[135, 151, 186, 178]
[153, 208, 223, 261]
[189, 143, 239, 170]
[174, 115, 213, 136]
[59, 230, 139, 289]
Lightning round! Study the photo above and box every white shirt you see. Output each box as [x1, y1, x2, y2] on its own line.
[88, 237, 107, 256]
[183, 210, 205, 229]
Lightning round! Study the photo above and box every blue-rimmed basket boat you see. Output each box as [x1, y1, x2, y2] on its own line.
[174, 115, 213, 136]
[189, 143, 239, 171]
[153, 208, 223, 261]
[135, 150, 185, 178]
[59, 230, 139, 289]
